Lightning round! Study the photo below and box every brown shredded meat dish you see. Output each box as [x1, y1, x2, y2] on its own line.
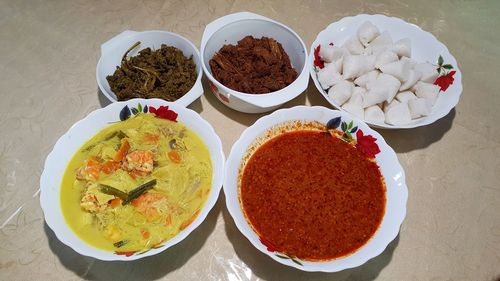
[209, 36, 298, 94]
[107, 42, 197, 101]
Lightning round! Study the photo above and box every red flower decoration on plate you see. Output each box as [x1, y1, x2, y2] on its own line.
[209, 80, 219, 93]
[260, 237, 278, 252]
[434, 70, 456, 92]
[313, 45, 325, 69]
[149, 106, 178, 122]
[356, 129, 380, 158]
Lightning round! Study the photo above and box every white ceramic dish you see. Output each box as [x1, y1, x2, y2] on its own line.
[310, 14, 463, 129]
[224, 106, 408, 272]
[200, 12, 309, 113]
[96, 30, 203, 107]
[40, 99, 225, 261]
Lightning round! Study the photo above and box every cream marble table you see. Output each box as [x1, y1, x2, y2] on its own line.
[0, 1, 499, 280]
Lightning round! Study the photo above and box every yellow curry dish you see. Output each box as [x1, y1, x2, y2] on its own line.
[60, 108, 212, 254]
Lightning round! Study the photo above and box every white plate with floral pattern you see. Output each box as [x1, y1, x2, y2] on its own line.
[310, 14, 462, 129]
[223, 106, 408, 272]
[40, 98, 225, 261]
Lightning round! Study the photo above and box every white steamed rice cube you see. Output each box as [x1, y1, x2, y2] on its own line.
[375, 73, 401, 103]
[379, 60, 411, 82]
[392, 38, 412, 58]
[363, 86, 389, 108]
[317, 63, 343, 89]
[400, 70, 422, 91]
[342, 55, 374, 80]
[328, 80, 354, 106]
[343, 36, 365, 55]
[366, 31, 393, 55]
[357, 21, 380, 46]
[375, 50, 398, 69]
[385, 102, 412, 125]
[319, 44, 345, 63]
[413, 81, 440, 106]
[414, 62, 439, 83]
[364, 105, 385, 123]
[383, 99, 401, 113]
[341, 87, 364, 119]
[354, 70, 379, 88]
[395, 91, 417, 103]
[408, 98, 432, 119]
[400, 56, 416, 68]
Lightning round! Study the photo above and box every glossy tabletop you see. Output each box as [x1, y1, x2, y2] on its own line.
[0, 0, 499, 280]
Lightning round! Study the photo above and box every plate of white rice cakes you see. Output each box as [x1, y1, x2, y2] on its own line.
[310, 14, 462, 129]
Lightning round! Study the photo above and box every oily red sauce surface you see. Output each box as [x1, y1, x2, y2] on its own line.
[240, 131, 386, 261]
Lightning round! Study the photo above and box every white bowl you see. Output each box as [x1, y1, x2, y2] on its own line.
[96, 30, 203, 107]
[40, 99, 225, 261]
[224, 106, 408, 272]
[200, 12, 309, 113]
[310, 14, 463, 129]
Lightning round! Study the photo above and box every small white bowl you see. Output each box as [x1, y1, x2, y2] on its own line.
[40, 99, 225, 261]
[96, 30, 203, 107]
[310, 14, 463, 129]
[224, 106, 408, 272]
[200, 12, 309, 113]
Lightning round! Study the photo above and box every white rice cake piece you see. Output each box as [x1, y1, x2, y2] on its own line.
[375, 50, 398, 69]
[366, 31, 393, 55]
[342, 55, 374, 80]
[364, 105, 385, 123]
[341, 88, 364, 119]
[363, 86, 389, 108]
[385, 102, 412, 125]
[408, 98, 432, 119]
[400, 70, 422, 91]
[317, 63, 343, 89]
[383, 99, 401, 113]
[376, 73, 401, 103]
[357, 21, 380, 46]
[395, 91, 417, 103]
[319, 44, 345, 63]
[354, 70, 379, 88]
[342, 36, 365, 55]
[413, 81, 440, 106]
[328, 80, 354, 106]
[400, 56, 416, 68]
[414, 62, 439, 83]
[392, 38, 411, 58]
[379, 60, 411, 82]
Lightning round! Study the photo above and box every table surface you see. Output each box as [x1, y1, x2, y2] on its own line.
[1, 0, 499, 280]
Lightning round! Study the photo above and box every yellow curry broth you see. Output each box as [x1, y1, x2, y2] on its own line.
[60, 113, 212, 252]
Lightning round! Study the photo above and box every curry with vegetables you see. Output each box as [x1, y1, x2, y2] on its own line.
[60, 113, 212, 253]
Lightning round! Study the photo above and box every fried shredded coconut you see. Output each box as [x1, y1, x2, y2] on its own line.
[209, 36, 298, 94]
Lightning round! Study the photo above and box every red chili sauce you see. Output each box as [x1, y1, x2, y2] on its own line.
[240, 130, 386, 261]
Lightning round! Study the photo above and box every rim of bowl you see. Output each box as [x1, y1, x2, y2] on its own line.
[96, 30, 203, 106]
[200, 18, 308, 98]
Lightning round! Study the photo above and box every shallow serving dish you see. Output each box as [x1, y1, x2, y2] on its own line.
[223, 106, 408, 272]
[40, 98, 225, 261]
[96, 30, 204, 107]
[200, 12, 309, 113]
[310, 14, 463, 129]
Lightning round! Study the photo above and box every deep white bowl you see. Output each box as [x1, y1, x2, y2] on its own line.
[200, 12, 309, 113]
[224, 106, 408, 272]
[96, 30, 203, 107]
[310, 14, 463, 129]
[40, 99, 225, 261]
